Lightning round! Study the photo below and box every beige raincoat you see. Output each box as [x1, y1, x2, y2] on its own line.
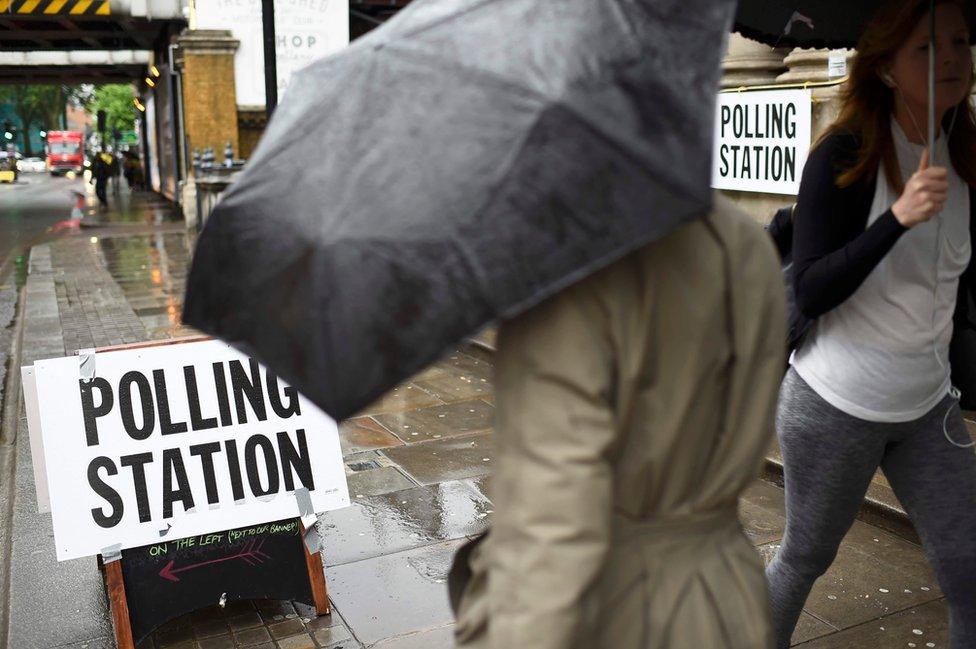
[452, 196, 785, 649]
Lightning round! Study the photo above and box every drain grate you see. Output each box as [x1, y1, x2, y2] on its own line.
[346, 460, 381, 472]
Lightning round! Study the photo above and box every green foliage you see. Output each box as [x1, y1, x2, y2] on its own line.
[89, 84, 137, 133]
[0, 84, 88, 154]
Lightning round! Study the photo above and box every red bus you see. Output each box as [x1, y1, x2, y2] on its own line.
[46, 130, 84, 175]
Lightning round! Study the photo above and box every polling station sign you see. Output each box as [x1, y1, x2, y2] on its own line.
[711, 89, 812, 195]
[31, 339, 349, 561]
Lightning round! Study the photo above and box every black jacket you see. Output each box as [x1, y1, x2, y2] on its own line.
[777, 130, 976, 408]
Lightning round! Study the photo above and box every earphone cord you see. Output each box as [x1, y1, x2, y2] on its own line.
[901, 97, 975, 448]
[892, 85, 973, 447]
[933, 106, 970, 448]
[895, 85, 960, 165]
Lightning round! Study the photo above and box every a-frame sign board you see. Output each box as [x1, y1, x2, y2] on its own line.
[77, 337, 331, 648]
[100, 517, 329, 648]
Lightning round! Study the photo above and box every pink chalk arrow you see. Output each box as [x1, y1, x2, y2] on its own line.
[159, 538, 271, 582]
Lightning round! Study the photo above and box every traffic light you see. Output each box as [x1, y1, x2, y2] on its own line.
[2, 121, 11, 141]
[97, 110, 106, 134]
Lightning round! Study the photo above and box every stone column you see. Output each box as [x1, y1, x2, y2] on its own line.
[721, 34, 788, 89]
[176, 29, 240, 163]
[175, 29, 239, 228]
[778, 47, 853, 139]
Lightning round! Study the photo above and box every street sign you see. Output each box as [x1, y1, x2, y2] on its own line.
[711, 89, 812, 195]
[29, 338, 349, 561]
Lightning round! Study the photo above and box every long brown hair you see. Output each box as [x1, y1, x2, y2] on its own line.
[823, 0, 976, 191]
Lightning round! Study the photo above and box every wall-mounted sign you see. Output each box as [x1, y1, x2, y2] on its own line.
[29, 339, 348, 561]
[195, 0, 350, 106]
[828, 52, 848, 78]
[711, 89, 812, 195]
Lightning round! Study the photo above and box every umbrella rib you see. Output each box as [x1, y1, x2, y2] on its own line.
[377, 41, 554, 102]
[466, 106, 706, 322]
[375, 41, 701, 207]
[390, 0, 517, 42]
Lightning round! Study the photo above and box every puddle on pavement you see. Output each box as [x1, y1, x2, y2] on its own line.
[317, 479, 491, 567]
[97, 233, 194, 338]
[374, 398, 494, 443]
[326, 539, 463, 646]
[382, 433, 493, 486]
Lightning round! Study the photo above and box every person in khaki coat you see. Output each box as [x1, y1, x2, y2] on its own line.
[450, 196, 785, 648]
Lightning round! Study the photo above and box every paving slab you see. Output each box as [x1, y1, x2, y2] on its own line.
[793, 613, 837, 645]
[317, 479, 491, 567]
[347, 466, 417, 499]
[371, 625, 454, 648]
[355, 383, 443, 418]
[758, 520, 941, 633]
[464, 476, 490, 505]
[411, 370, 491, 403]
[797, 599, 949, 648]
[53, 636, 118, 649]
[339, 417, 405, 456]
[373, 398, 494, 443]
[740, 479, 787, 545]
[382, 434, 493, 486]
[328, 540, 462, 647]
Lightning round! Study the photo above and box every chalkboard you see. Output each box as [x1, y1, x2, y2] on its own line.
[115, 517, 323, 644]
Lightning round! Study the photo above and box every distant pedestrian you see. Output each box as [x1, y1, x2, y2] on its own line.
[110, 152, 121, 195]
[765, 2, 976, 647]
[450, 197, 785, 649]
[91, 151, 112, 208]
[123, 152, 145, 191]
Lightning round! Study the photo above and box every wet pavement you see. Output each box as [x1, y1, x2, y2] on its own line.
[0, 172, 78, 444]
[0, 183, 959, 648]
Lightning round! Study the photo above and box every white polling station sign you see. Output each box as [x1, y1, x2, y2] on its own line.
[20, 365, 50, 513]
[31, 339, 349, 561]
[711, 89, 812, 195]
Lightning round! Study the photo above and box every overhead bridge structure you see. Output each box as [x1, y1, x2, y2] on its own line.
[0, 0, 183, 85]
[0, 49, 149, 83]
[1, 0, 183, 51]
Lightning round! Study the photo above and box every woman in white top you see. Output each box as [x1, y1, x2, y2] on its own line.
[765, 2, 976, 647]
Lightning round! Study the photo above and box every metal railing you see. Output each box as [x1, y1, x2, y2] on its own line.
[192, 145, 244, 227]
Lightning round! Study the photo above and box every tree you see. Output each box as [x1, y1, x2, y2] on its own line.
[0, 85, 42, 154]
[0, 84, 86, 155]
[89, 84, 137, 135]
[36, 85, 89, 131]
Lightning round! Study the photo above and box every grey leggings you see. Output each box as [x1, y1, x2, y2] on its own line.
[766, 369, 976, 649]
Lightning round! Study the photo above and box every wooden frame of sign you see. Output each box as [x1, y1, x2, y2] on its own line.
[88, 337, 330, 649]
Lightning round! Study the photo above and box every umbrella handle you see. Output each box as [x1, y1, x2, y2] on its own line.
[928, 0, 937, 164]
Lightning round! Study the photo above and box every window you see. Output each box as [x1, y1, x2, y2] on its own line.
[49, 142, 80, 155]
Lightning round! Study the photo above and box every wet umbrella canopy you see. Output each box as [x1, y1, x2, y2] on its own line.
[183, 0, 737, 421]
[734, 0, 975, 50]
[734, 0, 976, 155]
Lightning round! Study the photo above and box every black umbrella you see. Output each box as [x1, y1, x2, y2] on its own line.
[183, 0, 738, 421]
[734, 0, 976, 156]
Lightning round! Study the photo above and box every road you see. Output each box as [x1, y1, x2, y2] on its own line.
[0, 172, 83, 275]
